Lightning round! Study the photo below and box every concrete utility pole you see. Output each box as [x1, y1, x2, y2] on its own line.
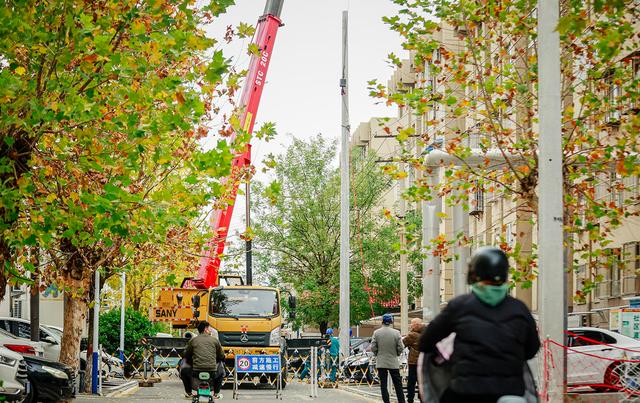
[537, 0, 566, 400]
[422, 171, 442, 321]
[338, 9, 350, 360]
[453, 193, 469, 297]
[119, 272, 126, 362]
[398, 161, 408, 335]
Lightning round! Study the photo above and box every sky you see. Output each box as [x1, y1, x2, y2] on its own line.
[203, 0, 407, 243]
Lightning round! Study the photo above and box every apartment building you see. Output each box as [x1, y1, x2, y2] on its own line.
[356, 15, 640, 330]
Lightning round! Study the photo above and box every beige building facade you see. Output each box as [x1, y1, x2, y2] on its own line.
[353, 19, 640, 330]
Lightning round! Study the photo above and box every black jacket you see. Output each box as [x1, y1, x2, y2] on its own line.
[419, 293, 540, 396]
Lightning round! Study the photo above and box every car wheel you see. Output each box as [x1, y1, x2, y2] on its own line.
[19, 382, 36, 403]
[593, 361, 623, 392]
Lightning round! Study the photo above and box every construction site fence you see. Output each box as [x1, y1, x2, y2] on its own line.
[98, 336, 640, 402]
[99, 343, 413, 390]
[539, 333, 640, 403]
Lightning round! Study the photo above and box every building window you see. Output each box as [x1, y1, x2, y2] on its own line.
[12, 300, 22, 319]
[623, 242, 640, 295]
[605, 75, 621, 124]
[632, 55, 640, 81]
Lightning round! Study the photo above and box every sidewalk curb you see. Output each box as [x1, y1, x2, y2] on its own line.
[104, 380, 139, 398]
[340, 386, 385, 402]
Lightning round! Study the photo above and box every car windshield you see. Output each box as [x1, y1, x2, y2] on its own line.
[210, 289, 279, 318]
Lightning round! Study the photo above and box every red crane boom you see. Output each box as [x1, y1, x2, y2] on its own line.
[192, 0, 284, 289]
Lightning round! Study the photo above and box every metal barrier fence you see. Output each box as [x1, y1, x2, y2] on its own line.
[103, 341, 413, 395]
[540, 335, 640, 402]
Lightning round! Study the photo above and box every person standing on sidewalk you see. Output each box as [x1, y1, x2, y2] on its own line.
[403, 318, 424, 403]
[372, 313, 406, 403]
[419, 247, 540, 403]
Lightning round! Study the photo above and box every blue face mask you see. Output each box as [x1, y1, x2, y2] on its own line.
[471, 283, 509, 306]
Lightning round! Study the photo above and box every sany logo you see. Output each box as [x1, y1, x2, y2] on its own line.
[240, 325, 249, 333]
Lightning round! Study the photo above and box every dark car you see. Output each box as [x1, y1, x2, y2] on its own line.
[22, 355, 75, 403]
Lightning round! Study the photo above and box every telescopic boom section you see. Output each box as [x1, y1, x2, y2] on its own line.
[194, 1, 284, 289]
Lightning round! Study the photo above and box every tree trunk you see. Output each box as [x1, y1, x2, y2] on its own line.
[0, 239, 9, 302]
[60, 293, 87, 371]
[132, 296, 141, 312]
[30, 281, 40, 342]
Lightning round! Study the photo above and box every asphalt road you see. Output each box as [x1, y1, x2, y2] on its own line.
[75, 378, 380, 402]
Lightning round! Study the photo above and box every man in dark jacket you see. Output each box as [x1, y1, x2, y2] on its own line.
[403, 318, 424, 403]
[184, 322, 225, 399]
[419, 247, 540, 403]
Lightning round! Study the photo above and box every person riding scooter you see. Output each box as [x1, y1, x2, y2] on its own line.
[184, 322, 225, 400]
[419, 247, 540, 403]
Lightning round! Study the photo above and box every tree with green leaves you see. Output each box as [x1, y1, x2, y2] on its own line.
[250, 135, 421, 334]
[374, 0, 640, 301]
[99, 307, 161, 356]
[0, 0, 249, 371]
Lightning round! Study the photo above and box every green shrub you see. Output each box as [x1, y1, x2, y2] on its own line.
[99, 308, 160, 355]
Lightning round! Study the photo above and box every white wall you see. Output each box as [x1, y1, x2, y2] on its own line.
[0, 285, 64, 328]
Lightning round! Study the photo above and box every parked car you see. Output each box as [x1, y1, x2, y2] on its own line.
[0, 328, 45, 358]
[0, 346, 28, 401]
[568, 327, 640, 391]
[0, 317, 60, 360]
[22, 355, 75, 403]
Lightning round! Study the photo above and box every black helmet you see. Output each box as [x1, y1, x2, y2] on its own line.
[467, 246, 509, 285]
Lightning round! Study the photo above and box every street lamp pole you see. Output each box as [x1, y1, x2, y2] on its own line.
[338, 9, 351, 360]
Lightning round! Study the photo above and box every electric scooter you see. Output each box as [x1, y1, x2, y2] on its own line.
[192, 372, 214, 403]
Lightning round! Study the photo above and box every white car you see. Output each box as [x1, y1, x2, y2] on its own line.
[0, 317, 60, 360]
[0, 328, 45, 358]
[567, 327, 640, 391]
[0, 346, 28, 401]
[41, 325, 124, 379]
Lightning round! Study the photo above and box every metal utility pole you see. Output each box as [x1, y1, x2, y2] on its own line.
[119, 272, 126, 362]
[339, 9, 350, 360]
[537, 0, 566, 400]
[246, 182, 253, 285]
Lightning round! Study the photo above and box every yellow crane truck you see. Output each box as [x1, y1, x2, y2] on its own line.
[149, 0, 292, 386]
[150, 276, 295, 386]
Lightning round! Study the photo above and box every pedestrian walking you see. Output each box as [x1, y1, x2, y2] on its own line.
[403, 318, 424, 403]
[325, 328, 340, 383]
[419, 246, 540, 403]
[372, 313, 406, 403]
